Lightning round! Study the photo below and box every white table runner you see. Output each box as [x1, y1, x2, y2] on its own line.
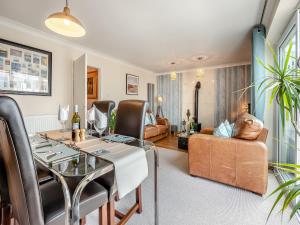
[78, 141, 148, 199]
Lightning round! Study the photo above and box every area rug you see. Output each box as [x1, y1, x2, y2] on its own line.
[87, 148, 300, 225]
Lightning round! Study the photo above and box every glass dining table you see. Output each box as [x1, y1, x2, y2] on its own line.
[30, 131, 159, 225]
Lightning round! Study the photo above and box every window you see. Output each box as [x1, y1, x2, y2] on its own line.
[278, 27, 297, 166]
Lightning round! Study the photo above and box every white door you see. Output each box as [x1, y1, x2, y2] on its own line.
[73, 54, 87, 128]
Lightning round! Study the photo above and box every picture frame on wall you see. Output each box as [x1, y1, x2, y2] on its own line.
[87, 70, 98, 99]
[126, 73, 139, 95]
[0, 38, 52, 96]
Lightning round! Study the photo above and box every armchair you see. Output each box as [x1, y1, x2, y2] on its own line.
[188, 128, 269, 195]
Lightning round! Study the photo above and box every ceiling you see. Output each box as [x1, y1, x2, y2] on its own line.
[0, 0, 264, 73]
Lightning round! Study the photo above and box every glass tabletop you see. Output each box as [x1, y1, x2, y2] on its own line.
[30, 132, 155, 178]
[51, 153, 113, 178]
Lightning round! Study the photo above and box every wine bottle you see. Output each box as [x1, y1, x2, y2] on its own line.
[71, 105, 81, 141]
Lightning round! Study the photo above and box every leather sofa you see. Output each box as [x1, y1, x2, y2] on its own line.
[188, 128, 268, 195]
[144, 117, 169, 142]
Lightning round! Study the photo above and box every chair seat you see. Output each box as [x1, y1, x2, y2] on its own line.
[36, 162, 53, 184]
[40, 180, 107, 225]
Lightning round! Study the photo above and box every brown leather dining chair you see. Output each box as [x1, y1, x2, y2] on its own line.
[106, 100, 148, 225]
[92, 100, 116, 136]
[0, 96, 108, 225]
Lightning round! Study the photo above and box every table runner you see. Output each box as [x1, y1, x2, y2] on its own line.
[77, 140, 148, 199]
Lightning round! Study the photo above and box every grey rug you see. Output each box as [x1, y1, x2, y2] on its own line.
[87, 148, 300, 225]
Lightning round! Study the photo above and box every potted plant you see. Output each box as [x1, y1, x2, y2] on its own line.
[109, 109, 117, 134]
[255, 41, 300, 220]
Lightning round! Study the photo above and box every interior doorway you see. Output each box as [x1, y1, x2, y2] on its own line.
[87, 66, 99, 109]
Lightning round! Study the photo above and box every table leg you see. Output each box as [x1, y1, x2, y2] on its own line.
[50, 169, 72, 225]
[71, 173, 96, 225]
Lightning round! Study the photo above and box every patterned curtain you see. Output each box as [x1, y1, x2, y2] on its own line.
[157, 73, 182, 128]
[214, 65, 251, 126]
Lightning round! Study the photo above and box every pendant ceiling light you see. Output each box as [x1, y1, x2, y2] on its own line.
[45, 0, 86, 37]
[170, 62, 176, 81]
[171, 72, 177, 80]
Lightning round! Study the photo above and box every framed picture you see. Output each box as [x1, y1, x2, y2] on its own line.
[126, 74, 139, 95]
[87, 70, 98, 99]
[0, 39, 52, 96]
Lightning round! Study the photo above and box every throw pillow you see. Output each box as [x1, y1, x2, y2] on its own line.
[224, 120, 234, 137]
[233, 113, 263, 140]
[149, 113, 157, 125]
[213, 122, 231, 138]
[145, 113, 152, 126]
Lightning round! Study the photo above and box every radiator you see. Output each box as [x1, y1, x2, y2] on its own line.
[24, 115, 61, 135]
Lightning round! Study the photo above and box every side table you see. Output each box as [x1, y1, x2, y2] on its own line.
[177, 132, 196, 150]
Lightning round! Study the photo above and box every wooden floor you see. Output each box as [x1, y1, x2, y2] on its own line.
[155, 135, 186, 152]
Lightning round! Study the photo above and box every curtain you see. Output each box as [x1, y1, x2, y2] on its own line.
[214, 65, 251, 126]
[147, 83, 155, 112]
[252, 25, 266, 122]
[157, 73, 182, 128]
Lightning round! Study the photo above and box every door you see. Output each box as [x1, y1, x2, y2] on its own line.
[73, 54, 87, 128]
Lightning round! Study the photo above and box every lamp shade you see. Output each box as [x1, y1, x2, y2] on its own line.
[45, 6, 86, 37]
[170, 72, 177, 80]
[157, 96, 163, 102]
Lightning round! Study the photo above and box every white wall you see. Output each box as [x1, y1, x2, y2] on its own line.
[0, 18, 156, 116]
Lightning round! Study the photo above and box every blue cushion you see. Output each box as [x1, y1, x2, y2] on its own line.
[149, 113, 157, 125]
[213, 120, 234, 138]
[145, 113, 152, 126]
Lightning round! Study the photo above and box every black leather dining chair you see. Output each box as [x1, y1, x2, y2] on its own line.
[92, 100, 116, 136]
[105, 100, 148, 225]
[0, 96, 108, 225]
[114, 100, 148, 140]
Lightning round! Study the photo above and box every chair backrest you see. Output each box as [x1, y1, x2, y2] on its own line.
[0, 96, 44, 225]
[114, 100, 148, 140]
[93, 100, 116, 135]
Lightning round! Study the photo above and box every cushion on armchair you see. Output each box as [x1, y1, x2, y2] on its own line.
[213, 120, 234, 138]
[233, 113, 263, 140]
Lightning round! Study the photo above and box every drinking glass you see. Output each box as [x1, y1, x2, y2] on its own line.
[87, 106, 96, 135]
[58, 105, 69, 140]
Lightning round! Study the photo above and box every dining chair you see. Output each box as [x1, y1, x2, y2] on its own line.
[0, 151, 11, 225]
[0, 96, 108, 225]
[92, 100, 116, 136]
[106, 100, 148, 225]
[114, 100, 147, 140]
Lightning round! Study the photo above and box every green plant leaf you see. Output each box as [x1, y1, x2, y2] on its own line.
[290, 200, 300, 219]
[267, 188, 289, 222]
[283, 41, 293, 74]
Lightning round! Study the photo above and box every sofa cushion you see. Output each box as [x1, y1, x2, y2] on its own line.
[213, 120, 233, 138]
[145, 113, 152, 126]
[144, 126, 159, 139]
[156, 125, 168, 134]
[233, 113, 263, 140]
[149, 113, 157, 125]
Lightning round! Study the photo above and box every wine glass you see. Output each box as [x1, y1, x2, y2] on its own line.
[94, 109, 108, 137]
[58, 104, 69, 140]
[87, 106, 96, 135]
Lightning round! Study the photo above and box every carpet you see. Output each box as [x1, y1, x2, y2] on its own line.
[87, 148, 300, 225]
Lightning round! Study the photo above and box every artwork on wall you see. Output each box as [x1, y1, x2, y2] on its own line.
[0, 39, 52, 96]
[126, 73, 139, 95]
[87, 70, 98, 99]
